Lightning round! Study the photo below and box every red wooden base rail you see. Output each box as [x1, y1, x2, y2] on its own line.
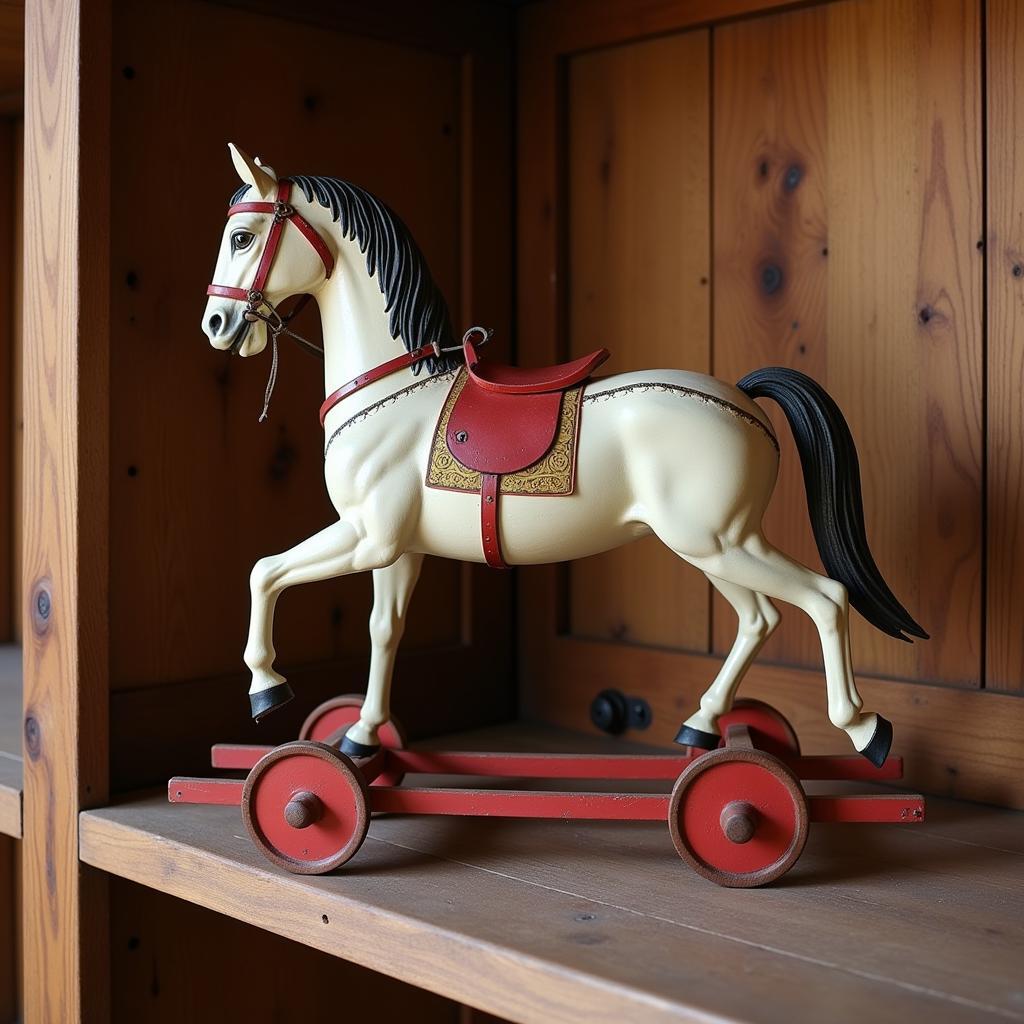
[209, 744, 907, 782]
[170, 746, 925, 825]
[169, 777, 925, 825]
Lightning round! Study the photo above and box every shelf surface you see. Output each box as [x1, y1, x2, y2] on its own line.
[0, 644, 21, 837]
[80, 721, 1024, 1024]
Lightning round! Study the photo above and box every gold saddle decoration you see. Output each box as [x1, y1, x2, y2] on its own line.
[426, 368, 583, 496]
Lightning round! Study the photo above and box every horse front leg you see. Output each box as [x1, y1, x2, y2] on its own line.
[244, 518, 396, 720]
[341, 553, 424, 755]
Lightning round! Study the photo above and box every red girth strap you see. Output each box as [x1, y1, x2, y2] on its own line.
[319, 343, 438, 427]
[206, 179, 334, 303]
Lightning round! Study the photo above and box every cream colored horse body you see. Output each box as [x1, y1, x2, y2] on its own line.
[202, 146, 902, 759]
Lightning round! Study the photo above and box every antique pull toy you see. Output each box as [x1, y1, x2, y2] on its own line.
[177, 143, 930, 885]
[170, 695, 924, 888]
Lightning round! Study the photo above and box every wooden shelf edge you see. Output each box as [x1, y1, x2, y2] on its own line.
[79, 802, 694, 1024]
[76, 721, 1024, 1024]
[0, 779, 20, 838]
[0, 644, 21, 837]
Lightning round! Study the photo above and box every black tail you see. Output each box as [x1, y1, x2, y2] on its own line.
[738, 366, 927, 643]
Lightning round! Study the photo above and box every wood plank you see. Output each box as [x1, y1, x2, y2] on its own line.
[711, 5, 828, 668]
[0, 836, 18, 1024]
[22, 0, 110, 1018]
[566, 32, 711, 651]
[110, 878, 461, 1024]
[109, 0, 463, 688]
[0, 117, 11, 643]
[520, 0, 828, 59]
[0, 645, 20, 838]
[9, 118, 20, 646]
[712, 0, 983, 685]
[827, 0, 982, 683]
[81, 721, 1024, 1024]
[0, 2, 22, 107]
[522, 636, 1024, 810]
[986, 0, 1024, 691]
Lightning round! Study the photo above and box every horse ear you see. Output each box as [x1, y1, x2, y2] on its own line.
[255, 156, 278, 180]
[228, 142, 277, 199]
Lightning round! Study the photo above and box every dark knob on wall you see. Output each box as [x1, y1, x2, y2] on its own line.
[589, 689, 652, 735]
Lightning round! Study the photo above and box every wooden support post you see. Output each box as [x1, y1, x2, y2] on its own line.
[22, 1, 111, 1020]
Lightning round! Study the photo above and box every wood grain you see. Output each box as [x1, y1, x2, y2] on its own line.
[9, 118, 20, 646]
[0, 117, 11, 643]
[713, 0, 983, 685]
[711, 6, 828, 667]
[110, 878, 462, 1024]
[22, 0, 110, 1019]
[81, 720, 1024, 1024]
[986, 0, 1024, 691]
[824, 0, 983, 684]
[566, 32, 711, 652]
[109, 0, 463, 688]
[519, 0, 992, 800]
[106, 0, 515, 780]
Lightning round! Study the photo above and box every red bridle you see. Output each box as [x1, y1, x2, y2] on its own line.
[207, 178, 335, 314]
[206, 176, 457, 426]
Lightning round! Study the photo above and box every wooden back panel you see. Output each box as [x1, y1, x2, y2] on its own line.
[518, 0, 1023, 807]
[105, 0, 515, 786]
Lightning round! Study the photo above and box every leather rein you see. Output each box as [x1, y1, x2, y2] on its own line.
[208, 177, 467, 426]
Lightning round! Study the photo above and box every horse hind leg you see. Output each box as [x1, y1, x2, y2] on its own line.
[675, 578, 779, 748]
[678, 533, 890, 765]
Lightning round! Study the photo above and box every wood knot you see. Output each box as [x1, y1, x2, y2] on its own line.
[760, 263, 784, 295]
[31, 578, 53, 636]
[24, 714, 41, 761]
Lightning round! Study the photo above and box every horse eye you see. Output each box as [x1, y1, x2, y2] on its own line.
[231, 230, 254, 252]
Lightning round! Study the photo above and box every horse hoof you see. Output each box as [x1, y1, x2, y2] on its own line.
[250, 681, 294, 722]
[674, 723, 720, 751]
[340, 734, 381, 758]
[860, 714, 893, 768]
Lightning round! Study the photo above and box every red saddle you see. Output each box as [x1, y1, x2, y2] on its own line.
[448, 335, 610, 568]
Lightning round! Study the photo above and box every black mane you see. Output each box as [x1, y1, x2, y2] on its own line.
[231, 175, 458, 375]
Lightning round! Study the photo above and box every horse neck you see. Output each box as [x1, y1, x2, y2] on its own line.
[314, 247, 422, 408]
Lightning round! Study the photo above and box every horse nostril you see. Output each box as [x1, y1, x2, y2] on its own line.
[208, 313, 223, 335]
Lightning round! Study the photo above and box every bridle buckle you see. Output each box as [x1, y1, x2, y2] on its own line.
[273, 201, 295, 222]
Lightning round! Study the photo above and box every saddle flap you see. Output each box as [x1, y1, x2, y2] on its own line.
[447, 376, 563, 475]
[465, 338, 610, 395]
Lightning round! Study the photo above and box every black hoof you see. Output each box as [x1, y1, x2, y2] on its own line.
[860, 714, 893, 768]
[339, 734, 381, 758]
[674, 723, 721, 751]
[250, 682, 294, 722]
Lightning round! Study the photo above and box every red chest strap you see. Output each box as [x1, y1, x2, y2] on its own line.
[319, 343, 439, 427]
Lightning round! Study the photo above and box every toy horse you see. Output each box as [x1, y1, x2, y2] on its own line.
[201, 144, 926, 768]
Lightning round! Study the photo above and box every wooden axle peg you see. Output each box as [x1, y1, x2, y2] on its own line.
[720, 801, 758, 844]
[283, 790, 322, 829]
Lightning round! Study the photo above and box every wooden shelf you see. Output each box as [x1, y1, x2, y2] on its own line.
[0, 644, 20, 838]
[80, 722, 1023, 1024]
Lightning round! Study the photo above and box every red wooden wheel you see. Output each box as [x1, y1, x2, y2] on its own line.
[242, 741, 369, 874]
[668, 746, 809, 887]
[299, 694, 405, 787]
[718, 698, 800, 756]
